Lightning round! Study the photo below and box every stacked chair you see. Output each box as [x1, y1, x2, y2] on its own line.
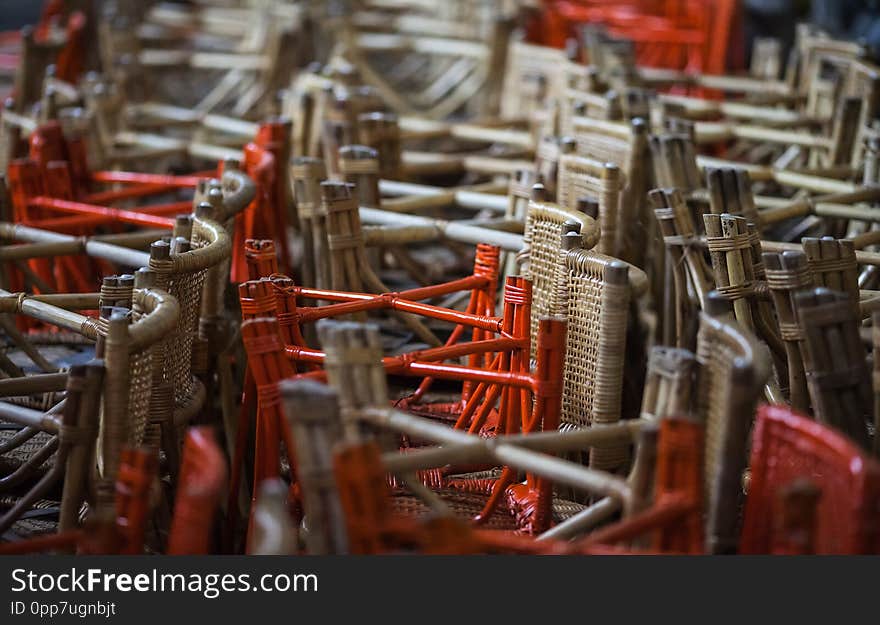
[1, 0, 879, 556]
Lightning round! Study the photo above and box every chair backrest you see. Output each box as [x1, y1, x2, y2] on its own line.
[741, 404, 880, 554]
[570, 115, 650, 265]
[556, 152, 622, 257]
[521, 190, 599, 358]
[794, 287, 871, 449]
[695, 294, 769, 553]
[500, 40, 566, 120]
[553, 232, 630, 473]
[801, 237, 860, 315]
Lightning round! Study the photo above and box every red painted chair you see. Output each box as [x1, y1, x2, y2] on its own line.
[532, 0, 741, 76]
[235, 242, 571, 536]
[167, 427, 227, 555]
[740, 405, 880, 554]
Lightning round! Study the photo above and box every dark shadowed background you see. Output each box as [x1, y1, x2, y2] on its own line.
[0, 1, 43, 31]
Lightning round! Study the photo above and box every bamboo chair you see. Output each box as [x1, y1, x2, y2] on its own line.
[519, 185, 599, 356]
[793, 287, 871, 450]
[556, 147, 622, 257]
[552, 230, 631, 473]
[741, 404, 880, 554]
[330, 2, 515, 120]
[500, 39, 568, 123]
[102, 1, 306, 118]
[762, 249, 812, 413]
[569, 115, 650, 267]
[695, 292, 770, 553]
[631, 294, 768, 554]
[311, 317, 631, 535]
[0, 283, 177, 540]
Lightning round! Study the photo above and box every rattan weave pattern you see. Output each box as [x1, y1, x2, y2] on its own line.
[522, 200, 598, 360]
[558, 248, 630, 470]
[500, 41, 566, 120]
[557, 154, 622, 256]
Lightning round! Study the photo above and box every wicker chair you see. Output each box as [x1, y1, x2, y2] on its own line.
[556, 149, 622, 257]
[519, 186, 600, 358]
[500, 39, 567, 123]
[794, 287, 871, 449]
[741, 404, 880, 554]
[569, 115, 650, 267]
[330, 1, 514, 120]
[763, 249, 813, 413]
[695, 292, 770, 553]
[552, 231, 631, 472]
[0, 283, 178, 541]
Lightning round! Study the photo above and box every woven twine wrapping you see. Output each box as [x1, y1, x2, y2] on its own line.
[560, 249, 629, 470]
[557, 155, 621, 256]
[805, 246, 860, 310]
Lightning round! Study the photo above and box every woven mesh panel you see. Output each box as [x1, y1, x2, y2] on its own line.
[561, 265, 604, 429]
[561, 250, 629, 470]
[573, 127, 630, 167]
[0, 430, 54, 468]
[525, 218, 565, 361]
[501, 42, 566, 119]
[166, 270, 205, 405]
[127, 345, 154, 447]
